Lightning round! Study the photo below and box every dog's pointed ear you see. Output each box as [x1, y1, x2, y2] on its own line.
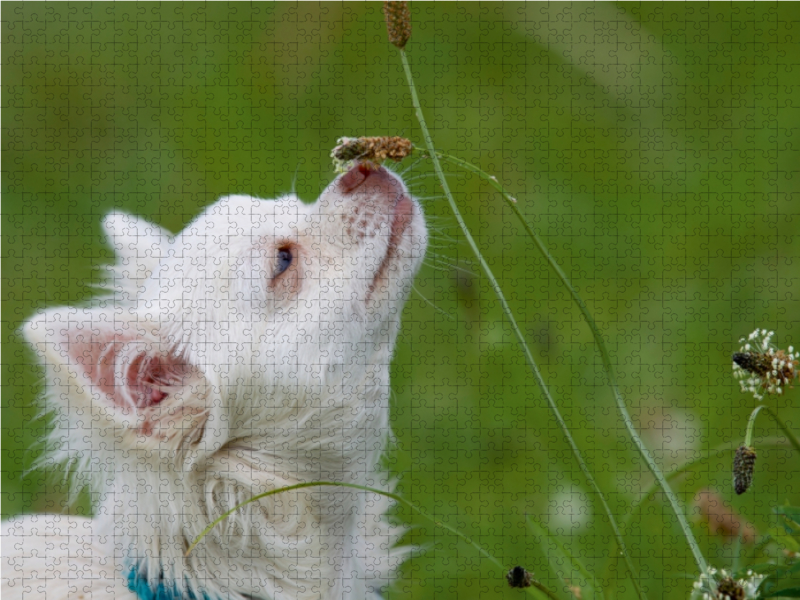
[23, 307, 192, 414]
[102, 212, 173, 295]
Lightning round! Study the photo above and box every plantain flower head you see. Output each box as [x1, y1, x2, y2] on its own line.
[732, 329, 798, 401]
[691, 567, 764, 600]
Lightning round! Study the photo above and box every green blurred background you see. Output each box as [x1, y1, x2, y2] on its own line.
[4, 2, 800, 598]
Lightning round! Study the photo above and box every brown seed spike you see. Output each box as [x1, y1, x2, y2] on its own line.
[331, 136, 414, 172]
[506, 566, 533, 588]
[733, 445, 757, 495]
[383, 1, 411, 50]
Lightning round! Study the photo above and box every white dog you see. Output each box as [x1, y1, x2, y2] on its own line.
[2, 164, 427, 600]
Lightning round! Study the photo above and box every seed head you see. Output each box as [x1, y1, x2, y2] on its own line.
[716, 577, 746, 600]
[733, 446, 757, 495]
[331, 136, 414, 172]
[506, 566, 533, 589]
[732, 329, 798, 401]
[732, 352, 772, 377]
[383, 1, 411, 50]
[691, 567, 764, 600]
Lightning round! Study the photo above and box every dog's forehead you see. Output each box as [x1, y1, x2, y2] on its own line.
[184, 194, 315, 242]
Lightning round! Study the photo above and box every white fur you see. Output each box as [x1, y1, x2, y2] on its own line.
[2, 166, 427, 600]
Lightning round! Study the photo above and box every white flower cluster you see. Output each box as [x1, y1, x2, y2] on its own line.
[733, 329, 798, 401]
[690, 567, 765, 600]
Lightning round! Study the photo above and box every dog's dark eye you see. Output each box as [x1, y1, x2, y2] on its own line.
[275, 248, 293, 276]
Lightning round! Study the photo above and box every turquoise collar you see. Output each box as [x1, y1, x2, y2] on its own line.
[126, 564, 212, 600]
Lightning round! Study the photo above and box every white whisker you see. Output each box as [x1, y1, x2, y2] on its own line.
[412, 283, 454, 321]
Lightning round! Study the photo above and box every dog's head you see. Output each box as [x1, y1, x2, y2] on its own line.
[23, 165, 427, 465]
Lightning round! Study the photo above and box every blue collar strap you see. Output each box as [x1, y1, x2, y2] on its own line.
[127, 564, 212, 600]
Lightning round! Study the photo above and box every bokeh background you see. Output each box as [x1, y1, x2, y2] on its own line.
[4, 3, 800, 598]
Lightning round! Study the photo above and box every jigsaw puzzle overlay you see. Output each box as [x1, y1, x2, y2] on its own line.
[3, 3, 800, 599]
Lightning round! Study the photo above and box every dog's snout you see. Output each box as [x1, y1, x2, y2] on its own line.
[338, 164, 402, 196]
[338, 164, 370, 193]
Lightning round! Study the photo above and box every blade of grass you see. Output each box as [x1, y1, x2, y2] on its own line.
[186, 481, 496, 562]
[526, 515, 605, 600]
[439, 148, 712, 574]
[622, 439, 791, 536]
[186, 480, 560, 600]
[397, 47, 646, 600]
[424, 146, 711, 580]
[601, 439, 792, 586]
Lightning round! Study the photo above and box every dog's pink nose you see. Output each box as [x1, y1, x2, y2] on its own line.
[339, 164, 398, 194]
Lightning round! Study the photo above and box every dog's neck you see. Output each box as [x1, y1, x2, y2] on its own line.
[97, 387, 391, 600]
[127, 563, 211, 600]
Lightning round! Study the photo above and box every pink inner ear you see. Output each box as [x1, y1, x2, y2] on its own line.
[64, 325, 187, 411]
[125, 353, 178, 408]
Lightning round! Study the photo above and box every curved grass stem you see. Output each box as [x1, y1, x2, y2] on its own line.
[428, 144, 708, 573]
[600, 438, 792, 586]
[185, 482, 493, 562]
[427, 149, 710, 579]
[621, 440, 790, 545]
[745, 405, 767, 447]
[185, 481, 560, 600]
[424, 142, 714, 579]
[745, 405, 800, 452]
[398, 48, 646, 600]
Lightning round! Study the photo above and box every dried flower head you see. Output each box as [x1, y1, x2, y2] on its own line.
[383, 1, 411, 50]
[733, 445, 757, 495]
[733, 329, 798, 401]
[716, 577, 746, 600]
[506, 566, 533, 589]
[694, 489, 757, 544]
[690, 567, 764, 600]
[331, 136, 414, 172]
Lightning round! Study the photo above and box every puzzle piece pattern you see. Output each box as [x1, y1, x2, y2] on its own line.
[4, 4, 800, 600]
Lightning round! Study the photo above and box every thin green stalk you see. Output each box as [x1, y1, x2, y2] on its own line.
[745, 406, 767, 447]
[527, 578, 562, 600]
[622, 440, 790, 536]
[600, 439, 791, 586]
[425, 146, 709, 577]
[186, 481, 560, 600]
[731, 532, 743, 575]
[186, 481, 495, 562]
[398, 48, 646, 600]
[746, 405, 800, 453]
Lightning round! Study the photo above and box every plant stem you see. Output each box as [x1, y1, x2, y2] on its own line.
[398, 48, 646, 600]
[622, 440, 790, 534]
[530, 581, 562, 600]
[745, 406, 767, 447]
[600, 438, 791, 586]
[185, 481, 560, 600]
[745, 405, 800, 453]
[186, 481, 496, 563]
[426, 147, 709, 577]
